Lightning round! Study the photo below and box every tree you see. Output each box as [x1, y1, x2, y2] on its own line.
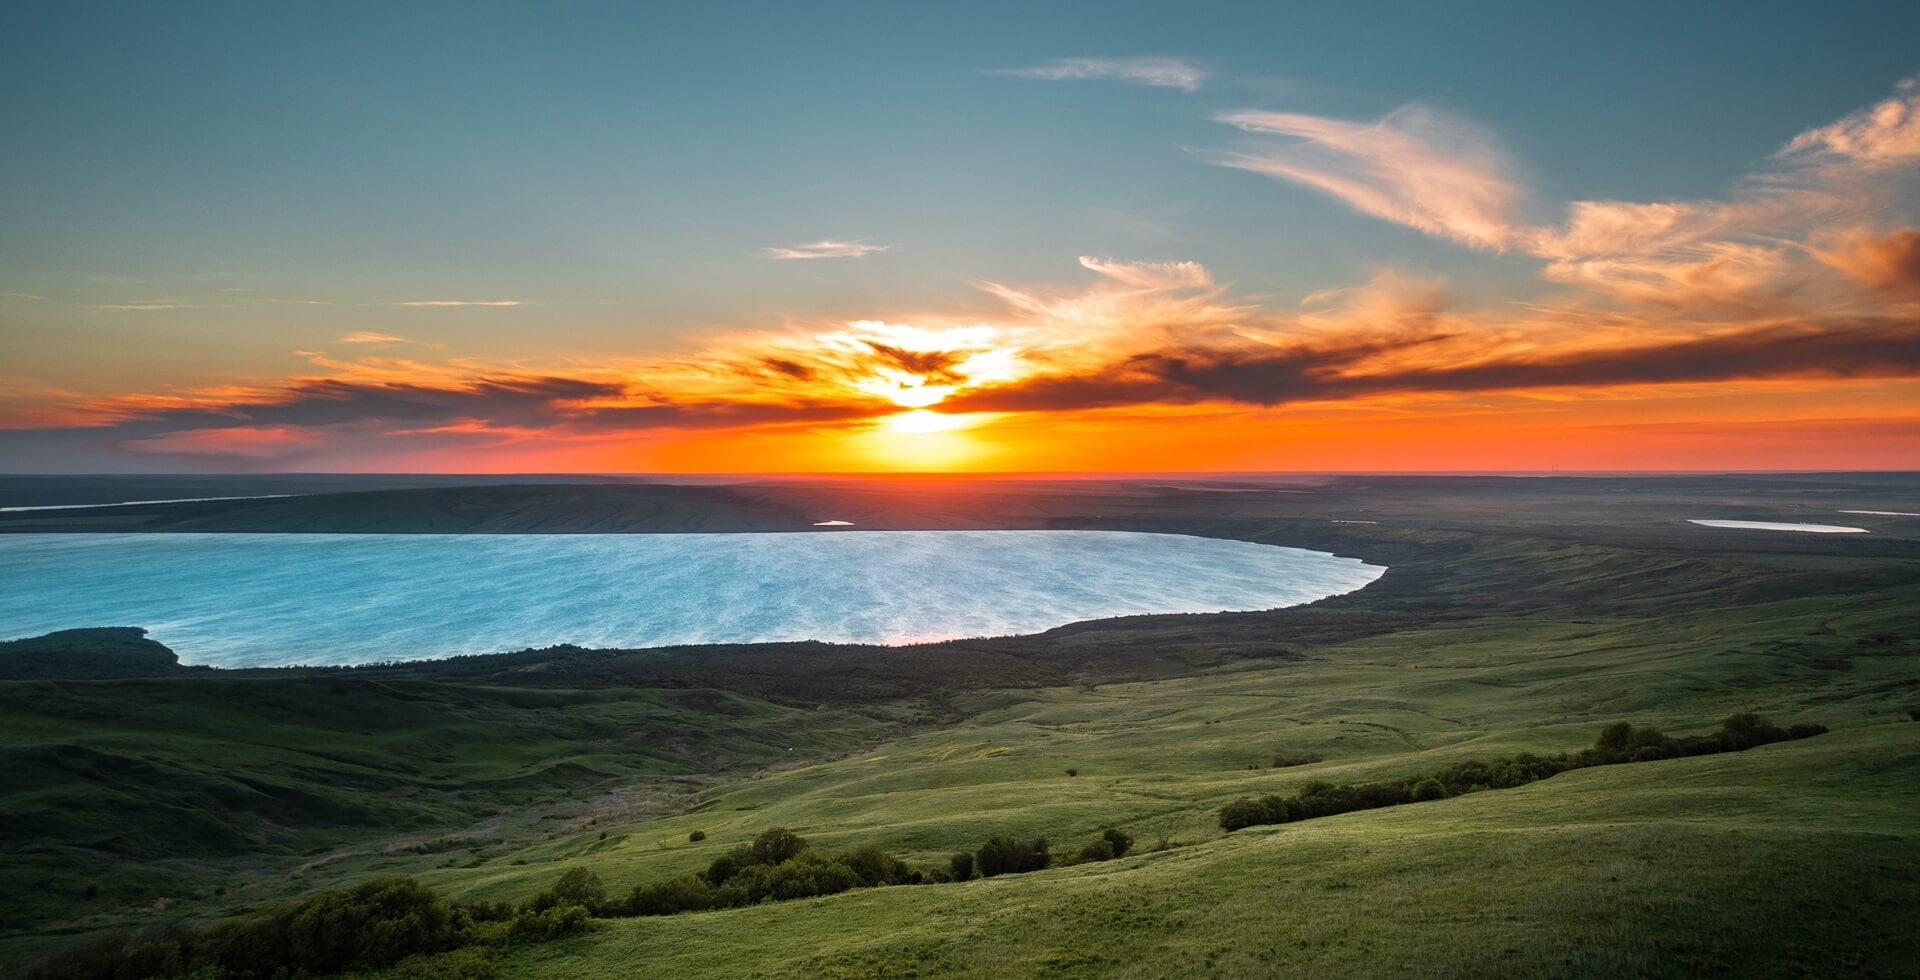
[1100, 827, 1133, 857]
[749, 827, 808, 866]
[549, 868, 606, 911]
[948, 852, 975, 881]
[843, 845, 910, 886]
[1409, 777, 1448, 802]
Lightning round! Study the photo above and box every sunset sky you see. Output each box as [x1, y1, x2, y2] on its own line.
[2, 2, 1917, 473]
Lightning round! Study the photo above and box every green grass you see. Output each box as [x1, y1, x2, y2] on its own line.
[457, 724, 1918, 979]
[3, 476, 1916, 976]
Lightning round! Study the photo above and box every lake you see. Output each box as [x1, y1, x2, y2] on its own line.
[0, 531, 1385, 667]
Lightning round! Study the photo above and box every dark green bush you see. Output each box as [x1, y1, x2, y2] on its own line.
[1101, 827, 1133, 857]
[1409, 777, 1448, 802]
[717, 852, 860, 905]
[1077, 839, 1115, 862]
[627, 875, 715, 915]
[949, 851, 975, 881]
[508, 903, 589, 942]
[1218, 796, 1274, 831]
[842, 844, 913, 886]
[688, 830, 707, 842]
[1272, 752, 1324, 768]
[977, 836, 1050, 877]
[705, 848, 746, 885]
[546, 868, 606, 912]
[749, 827, 808, 866]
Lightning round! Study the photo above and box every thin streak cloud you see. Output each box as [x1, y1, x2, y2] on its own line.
[991, 57, 1206, 93]
[761, 241, 891, 260]
[397, 300, 523, 307]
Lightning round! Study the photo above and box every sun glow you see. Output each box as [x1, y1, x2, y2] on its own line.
[884, 409, 978, 433]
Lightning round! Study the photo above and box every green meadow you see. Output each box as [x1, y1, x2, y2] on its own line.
[2, 478, 1916, 977]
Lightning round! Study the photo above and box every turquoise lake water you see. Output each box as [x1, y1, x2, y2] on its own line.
[0, 531, 1385, 667]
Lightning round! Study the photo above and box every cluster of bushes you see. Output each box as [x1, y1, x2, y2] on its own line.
[1221, 713, 1826, 831]
[622, 827, 920, 916]
[974, 835, 1051, 877]
[626, 823, 1138, 917]
[21, 877, 548, 980]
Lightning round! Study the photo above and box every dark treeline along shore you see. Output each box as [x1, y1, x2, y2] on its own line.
[1, 474, 1917, 978]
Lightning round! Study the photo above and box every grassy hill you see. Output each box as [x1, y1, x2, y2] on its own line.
[1, 476, 1915, 976]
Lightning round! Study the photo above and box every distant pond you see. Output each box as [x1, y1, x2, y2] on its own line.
[0, 531, 1385, 667]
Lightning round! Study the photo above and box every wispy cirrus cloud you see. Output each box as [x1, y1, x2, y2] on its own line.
[1079, 256, 1215, 290]
[761, 240, 890, 261]
[80, 302, 217, 311]
[398, 299, 522, 307]
[338, 332, 413, 345]
[1213, 105, 1520, 250]
[991, 57, 1206, 93]
[1213, 75, 1920, 311]
[1781, 77, 1920, 166]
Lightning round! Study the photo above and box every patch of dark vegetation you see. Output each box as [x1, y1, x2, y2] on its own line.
[976, 835, 1052, 877]
[1220, 714, 1827, 831]
[625, 827, 924, 915]
[1073, 828, 1134, 864]
[1272, 752, 1324, 768]
[619, 823, 1128, 918]
[20, 875, 580, 980]
[0, 628, 187, 680]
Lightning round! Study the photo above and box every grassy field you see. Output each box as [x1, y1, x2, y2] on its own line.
[2, 475, 1916, 976]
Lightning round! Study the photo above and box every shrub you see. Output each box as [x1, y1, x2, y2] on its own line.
[842, 844, 912, 886]
[1409, 777, 1448, 802]
[626, 875, 714, 916]
[1101, 827, 1133, 857]
[689, 830, 707, 842]
[949, 852, 975, 881]
[749, 827, 808, 866]
[1272, 752, 1324, 768]
[1077, 839, 1115, 863]
[718, 853, 860, 905]
[508, 903, 588, 942]
[205, 876, 471, 977]
[705, 848, 747, 884]
[1065, 768, 1078, 777]
[1219, 797, 1270, 831]
[547, 868, 606, 912]
[977, 836, 1050, 877]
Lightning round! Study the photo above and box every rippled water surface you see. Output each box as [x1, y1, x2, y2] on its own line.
[0, 531, 1385, 667]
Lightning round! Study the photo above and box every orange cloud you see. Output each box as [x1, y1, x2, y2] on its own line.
[1813, 227, 1920, 292]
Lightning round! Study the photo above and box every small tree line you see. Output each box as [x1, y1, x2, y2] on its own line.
[1220, 713, 1826, 831]
[623, 824, 1132, 917]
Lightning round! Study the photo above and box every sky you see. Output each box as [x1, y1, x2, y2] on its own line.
[2, 0, 1917, 473]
